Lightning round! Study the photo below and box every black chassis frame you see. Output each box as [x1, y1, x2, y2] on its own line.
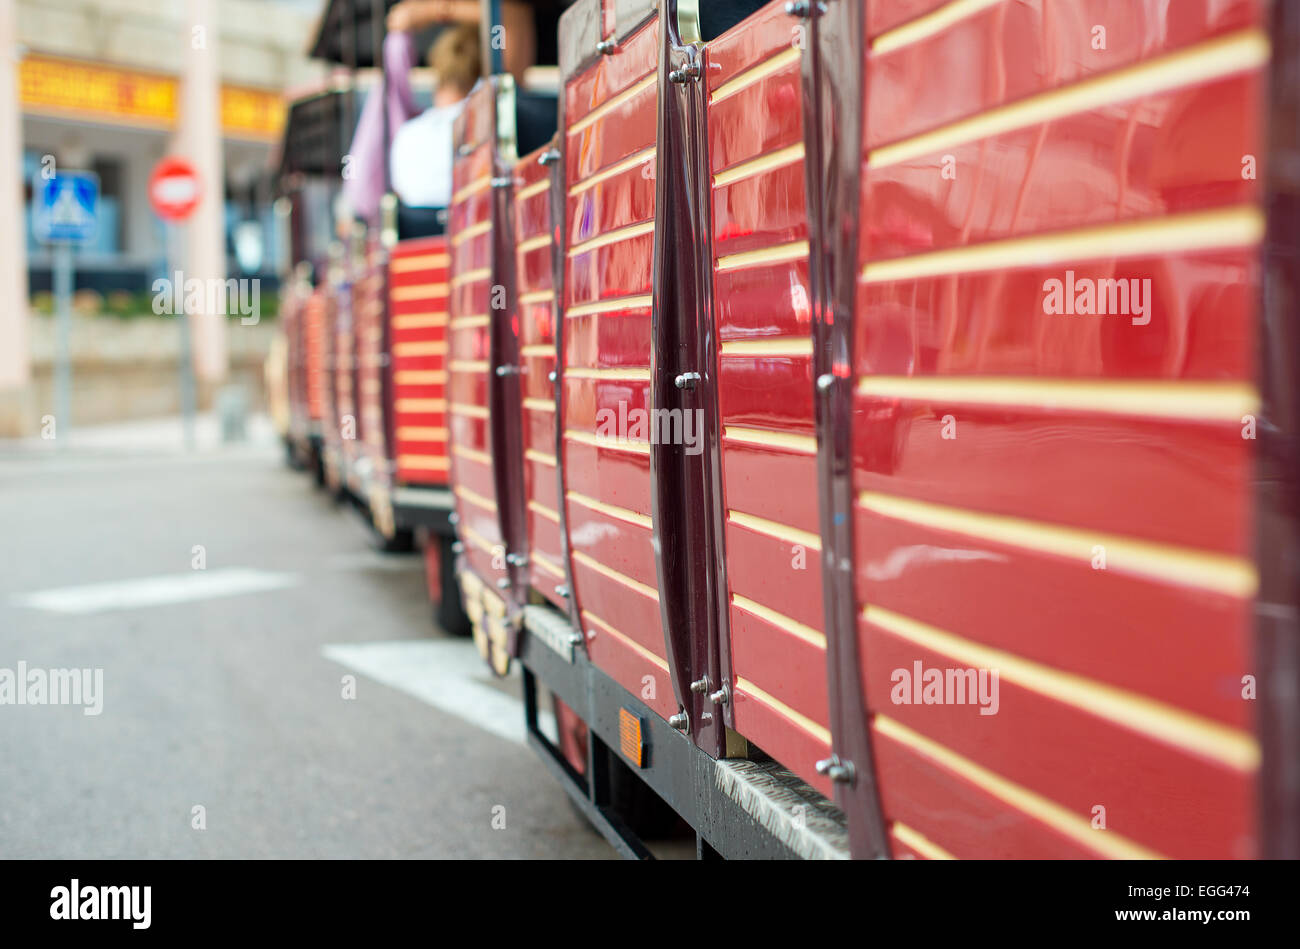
[390, 484, 456, 536]
[519, 615, 815, 861]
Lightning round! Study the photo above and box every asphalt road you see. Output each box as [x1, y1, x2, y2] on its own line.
[0, 427, 615, 859]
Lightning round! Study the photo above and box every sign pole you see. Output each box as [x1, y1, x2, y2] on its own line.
[149, 157, 202, 451]
[52, 241, 73, 450]
[171, 223, 197, 451]
[34, 169, 98, 448]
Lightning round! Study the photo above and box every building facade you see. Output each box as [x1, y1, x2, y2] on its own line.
[0, 0, 328, 435]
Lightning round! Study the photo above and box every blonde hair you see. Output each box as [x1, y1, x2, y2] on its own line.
[428, 24, 482, 98]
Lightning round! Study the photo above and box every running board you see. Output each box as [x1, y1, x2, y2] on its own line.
[518, 605, 850, 860]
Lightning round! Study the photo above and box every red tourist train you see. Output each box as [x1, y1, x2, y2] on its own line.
[277, 0, 1300, 859]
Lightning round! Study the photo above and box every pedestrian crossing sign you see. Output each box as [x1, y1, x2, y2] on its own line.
[33, 171, 99, 245]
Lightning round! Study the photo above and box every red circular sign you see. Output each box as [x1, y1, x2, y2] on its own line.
[149, 157, 201, 221]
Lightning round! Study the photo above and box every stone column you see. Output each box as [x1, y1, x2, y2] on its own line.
[0, 0, 32, 436]
[175, 0, 228, 388]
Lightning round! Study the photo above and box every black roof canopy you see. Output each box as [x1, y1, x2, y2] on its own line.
[308, 0, 398, 68]
[276, 88, 353, 184]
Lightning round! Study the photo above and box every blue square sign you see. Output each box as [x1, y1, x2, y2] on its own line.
[33, 171, 99, 245]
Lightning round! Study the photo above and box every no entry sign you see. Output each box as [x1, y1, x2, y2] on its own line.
[149, 157, 201, 221]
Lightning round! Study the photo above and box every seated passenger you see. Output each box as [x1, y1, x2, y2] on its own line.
[390, 24, 482, 212]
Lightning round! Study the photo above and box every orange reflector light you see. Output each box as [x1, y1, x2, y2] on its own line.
[618, 708, 645, 768]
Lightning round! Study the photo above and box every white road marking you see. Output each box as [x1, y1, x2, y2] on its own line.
[322, 639, 552, 746]
[10, 568, 299, 614]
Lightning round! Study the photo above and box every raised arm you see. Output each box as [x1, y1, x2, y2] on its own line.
[386, 0, 539, 84]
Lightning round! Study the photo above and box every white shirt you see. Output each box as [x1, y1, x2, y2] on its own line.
[390, 100, 464, 209]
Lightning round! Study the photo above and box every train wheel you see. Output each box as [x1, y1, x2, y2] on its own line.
[369, 526, 415, 554]
[428, 534, 470, 636]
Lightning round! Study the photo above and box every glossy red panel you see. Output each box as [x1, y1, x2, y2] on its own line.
[458, 491, 499, 536]
[861, 620, 1256, 858]
[854, 253, 1258, 381]
[446, 96, 495, 567]
[461, 548, 503, 587]
[561, 27, 662, 716]
[868, 0, 1265, 149]
[565, 16, 658, 126]
[853, 507, 1254, 728]
[566, 502, 656, 588]
[518, 246, 556, 291]
[515, 145, 561, 606]
[448, 188, 492, 235]
[853, 402, 1251, 554]
[528, 509, 563, 559]
[453, 90, 494, 151]
[719, 443, 819, 535]
[449, 414, 490, 455]
[531, 562, 569, 610]
[305, 291, 325, 420]
[451, 279, 492, 321]
[872, 726, 1104, 859]
[523, 406, 555, 452]
[585, 619, 678, 721]
[447, 326, 488, 361]
[711, 163, 808, 256]
[515, 189, 552, 237]
[704, 0, 803, 87]
[566, 84, 658, 182]
[705, 0, 823, 783]
[566, 231, 655, 303]
[562, 439, 651, 518]
[723, 519, 824, 632]
[519, 301, 557, 347]
[562, 377, 652, 434]
[564, 308, 654, 366]
[572, 564, 660, 657]
[567, 167, 655, 246]
[731, 685, 832, 797]
[451, 453, 496, 505]
[706, 74, 803, 174]
[866, 0, 947, 40]
[729, 606, 828, 725]
[452, 231, 492, 273]
[521, 362, 556, 404]
[448, 370, 489, 410]
[447, 149, 488, 197]
[887, 829, 929, 860]
[864, 79, 1264, 262]
[845, 6, 1265, 833]
[713, 258, 813, 340]
[527, 457, 558, 509]
[334, 327, 355, 442]
[391, 338, 448, 366]
[717, 354, 815, 434]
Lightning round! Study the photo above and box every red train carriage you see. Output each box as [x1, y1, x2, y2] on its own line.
[830, 0, 1274, 861]
[323, 242, 356, 498]
[446, 76, 533, 673]
[276, 88, 350, 482]
[438, 0, 1300, 859]
[281, 5, 468, 626]
[385, 235, 466, 626]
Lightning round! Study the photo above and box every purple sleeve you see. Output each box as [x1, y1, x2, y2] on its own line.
[342, 31, 421, 225]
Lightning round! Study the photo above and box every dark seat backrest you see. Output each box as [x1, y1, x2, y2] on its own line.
[516, 90, 559, 157]
[700, 0, 769, 40]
